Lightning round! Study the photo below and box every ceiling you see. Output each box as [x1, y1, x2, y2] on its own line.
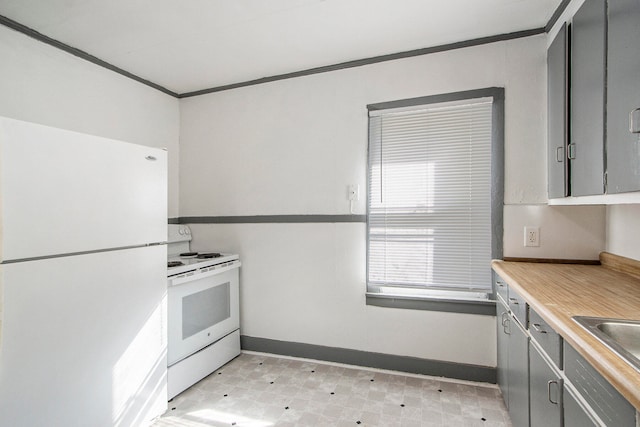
[0, 0, 563, 95]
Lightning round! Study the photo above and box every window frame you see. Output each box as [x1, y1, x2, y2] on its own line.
[365, 87, 504, 315]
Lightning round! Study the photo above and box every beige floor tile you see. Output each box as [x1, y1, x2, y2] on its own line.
[153, 353, 511, 427]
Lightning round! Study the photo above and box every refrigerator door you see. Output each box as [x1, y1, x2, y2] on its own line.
[0, 245, 167, 426]
[0, 117, 167, 262]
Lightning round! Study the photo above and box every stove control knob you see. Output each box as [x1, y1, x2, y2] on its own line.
[178, 228, 184, 235]
[185, 228, 191, 234]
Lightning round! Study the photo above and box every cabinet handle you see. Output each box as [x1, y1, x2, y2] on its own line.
[502, 313, 511, 335]
[496, 281, 505, 288]
[556, 146, 564, 162]
[531, 323, 547, 334]
[509, 297, 519, 305]
[630, 108, 640, 133]
[547, 380, 559, 405]
[501, 312, 509, 326]
[568, 143, 576, 160]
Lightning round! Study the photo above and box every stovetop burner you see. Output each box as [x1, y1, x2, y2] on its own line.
[177, 252, 223, 259]
[168, 261, 184, 268]
[197, 253, 222, 259]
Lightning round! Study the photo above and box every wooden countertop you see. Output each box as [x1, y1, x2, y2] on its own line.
[492, 252, 640, 411]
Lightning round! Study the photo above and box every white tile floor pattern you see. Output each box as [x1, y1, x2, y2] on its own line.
[153, 352, 512, 427]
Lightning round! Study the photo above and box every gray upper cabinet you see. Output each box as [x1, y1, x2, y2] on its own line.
[570, 0, 606, 196]
[606, 0, 640, 193]
[548, 23, 568, 198]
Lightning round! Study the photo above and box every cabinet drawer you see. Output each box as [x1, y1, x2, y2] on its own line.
[564, 342, 635, 427]
[508, 287, 527, 327]
[494, 272, 508, 303]
[529, 308, 562, 369]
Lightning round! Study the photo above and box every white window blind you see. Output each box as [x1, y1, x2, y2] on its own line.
[367, 98, 493, 299]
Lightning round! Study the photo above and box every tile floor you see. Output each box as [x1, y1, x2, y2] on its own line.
[153, 352, 512, 427]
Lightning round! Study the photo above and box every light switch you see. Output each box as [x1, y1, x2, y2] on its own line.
[348, 184, 359, 201]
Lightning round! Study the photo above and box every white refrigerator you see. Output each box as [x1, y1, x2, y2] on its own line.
[0, 117, 168, 426]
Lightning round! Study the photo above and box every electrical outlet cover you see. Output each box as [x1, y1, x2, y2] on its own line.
[524, 226, 540, 247]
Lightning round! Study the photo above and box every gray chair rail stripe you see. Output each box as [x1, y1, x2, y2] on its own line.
[176, 215, 366, 224]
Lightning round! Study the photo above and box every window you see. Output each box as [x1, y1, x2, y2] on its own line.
[366, 89, 503, 315]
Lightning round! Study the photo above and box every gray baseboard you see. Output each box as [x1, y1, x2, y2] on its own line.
[241, 335, 496, 384]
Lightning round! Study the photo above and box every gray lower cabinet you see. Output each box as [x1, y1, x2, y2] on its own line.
[507, 318, 530, 427]
[497, 299, 510, 408]
[495, 296, 530, 427]
[494, 272, 509, 305]
[494, 273, 639, 427]
[563, 385, 599, 427]
[606, 0, 640, 193]
[529, 343, 562, 427]
[564, 342, 636, 426]
[570, 0, 606, 196]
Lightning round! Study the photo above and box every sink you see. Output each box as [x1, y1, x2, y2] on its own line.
[573, 316, 640, 372]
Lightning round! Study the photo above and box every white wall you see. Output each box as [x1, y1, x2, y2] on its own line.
[606, 205, 640, 261]
[504, 205, 605, 259]
[0, 25, 178, 425]
[178, 34, 595, 368]
[0, 25, 180, 217]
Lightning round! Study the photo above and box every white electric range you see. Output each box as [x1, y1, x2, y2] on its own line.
[166, 224, 241, 399]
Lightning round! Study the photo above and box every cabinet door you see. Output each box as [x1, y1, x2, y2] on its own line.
[564, 342, 636, 426]
[507, 319, 529, 427]
[496, 300, 510, 408]
[548, 23, 568, 198]
[607, 0, 640, 193]
[530, 344, 562, 427]
[570, 0, 606, 196]
[563, 385, 599, 427]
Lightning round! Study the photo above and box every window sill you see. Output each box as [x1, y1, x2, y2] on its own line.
[366, 292, 496, 315]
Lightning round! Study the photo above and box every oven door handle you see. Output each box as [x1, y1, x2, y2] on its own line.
[169, 260, 241, 287]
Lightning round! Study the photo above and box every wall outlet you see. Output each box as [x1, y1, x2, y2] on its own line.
[524, 226, 540, 247]
[348, 184, 359, 201]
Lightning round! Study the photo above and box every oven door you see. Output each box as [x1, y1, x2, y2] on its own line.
[167, 263, 240, 366]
